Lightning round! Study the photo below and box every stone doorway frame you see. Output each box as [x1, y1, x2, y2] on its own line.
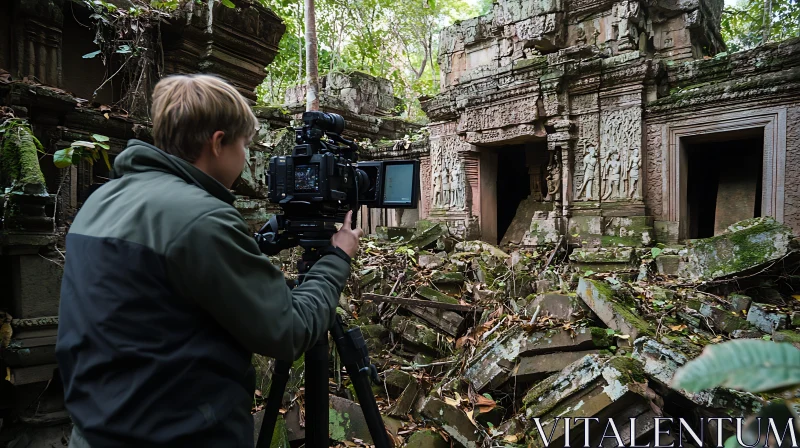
[663, 107, 787, 240]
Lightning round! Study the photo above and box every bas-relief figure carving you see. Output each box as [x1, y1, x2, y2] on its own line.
[577, 142, 600, 201]
[627, 148, 641, 199]
[598, 108, 642, 200]
[545, 151, 561, 202]
[615, 0, 644, 51]
[430, 137, 467, 210]
[602, 151, 623, 199]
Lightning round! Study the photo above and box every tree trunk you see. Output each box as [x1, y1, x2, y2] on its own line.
[762, 0, 772, 43]
[305, 0, 320, 111]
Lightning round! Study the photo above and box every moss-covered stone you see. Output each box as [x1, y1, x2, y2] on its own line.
[0, 120, 47, 194]
[679, 217, 794, 281]
[416, 286, 459, 304]
[405, 429, 449, 448]
[577, 278, 654, 339]
[431, 271, 466, 285]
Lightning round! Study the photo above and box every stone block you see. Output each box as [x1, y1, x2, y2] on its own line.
[655, 254, 682, 276]
[570, 247, 633, 263]
[329, 395, 386, 444]
[772, 330, 800, 347]
[407, 223, 447, 249]
[420, 397, 479, 448]
[388, 380, 423, 417]
[792, 312, 800, 327]
[383, 369, 414, 397]
[521, 214, 562, 246]
[431, 271, 466, 285]
[405, 430, 449, 448]
[12, 254, 63, 319]
[390, 316, 448, 356]
[568, 216, 603, 240]
[679, 217, 794, 281]
[523, 355, 651, 448]
[731, 329, 763, 339]
[418, 254, 445, 269]
[746, 303, 788, 333]
[405, 305, 464, 338]
[463, 326, 610, 392]
[415, 286, 460, 305]
[729, 294, 752, 312]
[654, 221, 679, 244]
[512, 350, 600, 382]
[699, 303, 753, 334]
[525, 293, 590, 321]
[632, 337, 764, 412]
[577, 278, 654, 340]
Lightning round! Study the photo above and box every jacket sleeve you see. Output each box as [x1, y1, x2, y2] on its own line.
[164, 206, 351, 361]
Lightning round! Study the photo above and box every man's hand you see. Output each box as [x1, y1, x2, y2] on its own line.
[331, 210, 364, 259]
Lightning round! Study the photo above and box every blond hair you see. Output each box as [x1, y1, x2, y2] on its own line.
[151, 74, 258, 162]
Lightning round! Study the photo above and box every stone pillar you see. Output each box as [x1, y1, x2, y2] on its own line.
[12, 0, 64, 87]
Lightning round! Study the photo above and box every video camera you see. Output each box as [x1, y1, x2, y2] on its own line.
[256, 111, 420, 256]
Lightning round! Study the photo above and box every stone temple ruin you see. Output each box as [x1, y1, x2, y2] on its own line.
[414, 0, 800, 265]
[1, 0, 800, 445]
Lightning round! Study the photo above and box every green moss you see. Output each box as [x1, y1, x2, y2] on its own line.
[607, 356, 647, 384]
[611, 301, 655, 337]
[590, 327, 613, 346]
[329, 408, 349, 441]
[0, 120, 46, 191]
[773, 330, 800, 344]
[270, 416, 290, 448]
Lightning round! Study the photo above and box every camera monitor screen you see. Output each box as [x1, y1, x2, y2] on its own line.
[294, 164, 319, 192]
[382, 163, 415, 206]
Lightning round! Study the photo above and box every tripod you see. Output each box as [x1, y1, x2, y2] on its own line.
[256, 239, 392, 448]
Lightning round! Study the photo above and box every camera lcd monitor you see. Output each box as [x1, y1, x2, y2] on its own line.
[382, 163, 415, 207]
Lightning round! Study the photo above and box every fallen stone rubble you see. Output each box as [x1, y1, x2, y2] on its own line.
[253, 217, 800, 447]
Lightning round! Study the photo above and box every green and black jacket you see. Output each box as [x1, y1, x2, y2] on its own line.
[55, 140, 351, 447]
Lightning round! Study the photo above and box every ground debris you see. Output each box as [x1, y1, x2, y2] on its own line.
[253, 217, 800, 447]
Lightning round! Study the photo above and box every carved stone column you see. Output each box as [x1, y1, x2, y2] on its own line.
[12, 0, 64, 87]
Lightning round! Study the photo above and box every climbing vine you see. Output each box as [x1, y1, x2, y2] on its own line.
[76, 0, 235, 117]
[53, 134, 113, 171]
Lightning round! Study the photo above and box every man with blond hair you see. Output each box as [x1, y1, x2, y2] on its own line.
[55, 74, 363, 447]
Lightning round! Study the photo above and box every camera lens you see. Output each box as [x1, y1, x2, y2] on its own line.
[323, 113, 345, 134]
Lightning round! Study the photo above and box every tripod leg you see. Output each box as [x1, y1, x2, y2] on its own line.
[304, 336, 331, 448]
[257, 359, 292, 448]
[331, 318, 392, 448]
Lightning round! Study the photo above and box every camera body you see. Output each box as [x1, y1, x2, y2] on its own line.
[264, 111, 419, 240]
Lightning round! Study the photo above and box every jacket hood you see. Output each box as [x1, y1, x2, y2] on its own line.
[112, 139, 235, 204]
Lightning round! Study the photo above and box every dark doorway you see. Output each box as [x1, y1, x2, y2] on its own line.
[496, 145, 532, 244]
[685, 130, 763, 239]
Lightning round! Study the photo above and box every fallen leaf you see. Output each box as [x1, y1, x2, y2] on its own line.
[669, 324, 687, 331]
[504, 435, 520, 443]
[444, 396, 460, 407]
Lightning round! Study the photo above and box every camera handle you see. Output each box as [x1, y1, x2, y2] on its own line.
[256, 238, 391, 448]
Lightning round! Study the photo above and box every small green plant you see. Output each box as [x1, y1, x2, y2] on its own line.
[54, 134, 112, 170]
[671, 339, 800, 447]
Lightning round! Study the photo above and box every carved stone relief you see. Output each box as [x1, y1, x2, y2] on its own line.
[599, 107, 642, 200]
[613, 0, 643, 51]
[545, 150, 562, 202]
[573, 113, 600, 200]
[458, 94, 539, 133]
[430, 135, 468, 211]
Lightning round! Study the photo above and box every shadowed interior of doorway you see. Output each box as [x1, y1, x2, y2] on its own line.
[685, 131, 764, 239]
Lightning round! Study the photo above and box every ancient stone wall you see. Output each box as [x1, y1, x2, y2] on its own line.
[643, 37, 800, 240]
[419, 0, 798, 247]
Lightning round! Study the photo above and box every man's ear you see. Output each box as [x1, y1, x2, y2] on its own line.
[210, 131, 225, 157]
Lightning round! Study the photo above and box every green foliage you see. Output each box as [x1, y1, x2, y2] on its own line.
[257, 0, 482, 120]
[671, 339, 800, 393]
[54, 134, 113, 171]
[721, 0, 800, 52]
